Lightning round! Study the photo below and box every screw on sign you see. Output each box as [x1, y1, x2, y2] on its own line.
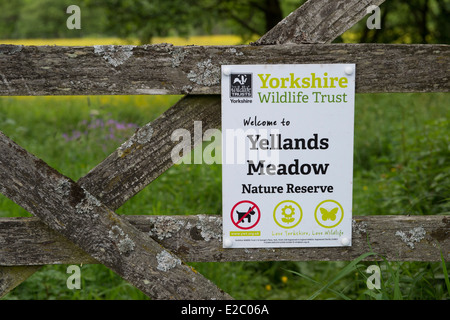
[231, 200, 261, 230]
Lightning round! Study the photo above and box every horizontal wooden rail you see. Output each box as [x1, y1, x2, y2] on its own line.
[0, 44, 448, 96]
[0, 215, 448, 265]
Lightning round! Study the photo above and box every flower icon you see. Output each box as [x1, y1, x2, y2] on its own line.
[273, 200, 302, 229]
[281, 205, 295, 224]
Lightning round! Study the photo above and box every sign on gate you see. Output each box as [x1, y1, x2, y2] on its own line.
[221, 64, 355, 248]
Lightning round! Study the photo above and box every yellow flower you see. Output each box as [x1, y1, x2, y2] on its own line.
[281, 276, 288, 284]
[265, 284, 272, 291]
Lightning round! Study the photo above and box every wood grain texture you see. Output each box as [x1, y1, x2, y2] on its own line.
[255, 0, 386, 45]
[0, 131, 231, 300]
[0, 44, 448, 96]
[0, 215, 448, 264]
[0, 266, 41, 296]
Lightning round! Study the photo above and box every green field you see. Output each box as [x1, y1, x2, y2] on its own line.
[1, 91, 449, 300]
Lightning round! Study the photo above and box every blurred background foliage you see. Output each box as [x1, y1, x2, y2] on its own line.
[0, 0, 449, 44]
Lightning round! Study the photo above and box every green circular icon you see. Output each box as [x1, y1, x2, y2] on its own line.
[314, 199, 344, 228]
[273, 200, 303, 229]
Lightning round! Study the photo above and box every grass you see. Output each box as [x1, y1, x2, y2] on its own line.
[0, 37, 448, 300]
[352, 93, 450, 216]
[1, 91, 448, 300]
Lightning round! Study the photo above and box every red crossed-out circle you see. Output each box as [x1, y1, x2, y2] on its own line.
[230, 200, 261, 230]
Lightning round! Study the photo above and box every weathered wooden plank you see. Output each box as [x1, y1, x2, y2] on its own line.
[0, 266, 41, 296]
[0, 215, 447, 264]
[0, 44, 448, 95]
[136, 215, 450, 262]
[255, 0, 386, 45]
[0, 131, 232, 300]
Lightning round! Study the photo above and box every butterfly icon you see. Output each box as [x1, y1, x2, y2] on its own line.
[320, 207, 338, 221]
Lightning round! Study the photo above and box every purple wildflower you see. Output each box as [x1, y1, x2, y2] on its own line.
[62, 117, 139, 144]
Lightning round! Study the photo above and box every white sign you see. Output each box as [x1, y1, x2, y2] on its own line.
[221, 64, 355, 248]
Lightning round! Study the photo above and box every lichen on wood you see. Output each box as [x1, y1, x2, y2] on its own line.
[148, 216, 187, 241]
[395, 227, 426, 249]
[156, 250, 181, 272]
[352, 219, 368, 235]
[117, 123, 153, 157]
[187, 59, 220, 86]
[196, 215, 222, 242]
[93, 45, 135, 67]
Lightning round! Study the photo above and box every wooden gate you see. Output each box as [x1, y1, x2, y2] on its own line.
[0, 0, 448, 299]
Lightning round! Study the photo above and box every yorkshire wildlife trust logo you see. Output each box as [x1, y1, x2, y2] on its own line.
[230, 73, 252, 98]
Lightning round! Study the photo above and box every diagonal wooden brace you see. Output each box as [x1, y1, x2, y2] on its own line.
[0, 95, 221, 298]
[0, 97, 230, 300]
[255, 0, 386, 45]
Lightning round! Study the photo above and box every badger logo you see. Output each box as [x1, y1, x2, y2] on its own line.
[230, 73, 252, 98]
